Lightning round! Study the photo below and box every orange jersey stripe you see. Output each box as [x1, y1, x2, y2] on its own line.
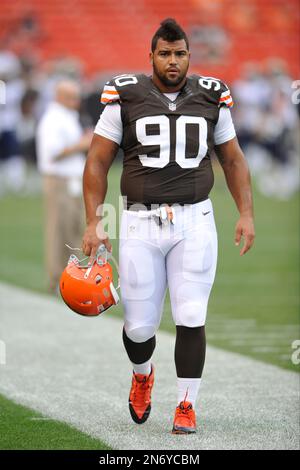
[103, 90, 119, 95]
[219, 95, 232, 102]
[100, 97, 120, 103]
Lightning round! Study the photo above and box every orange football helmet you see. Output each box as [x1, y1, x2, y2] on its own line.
[60, 245, 119, 317]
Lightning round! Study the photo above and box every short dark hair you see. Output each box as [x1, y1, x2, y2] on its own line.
[151, 18, 189, 52]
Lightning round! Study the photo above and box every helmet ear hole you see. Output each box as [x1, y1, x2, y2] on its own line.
[95, 274, 102, 284]
[103, 288, 110, 298]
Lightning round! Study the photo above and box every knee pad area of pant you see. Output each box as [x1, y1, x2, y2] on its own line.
[175, 303, 207, 328]
[125, 325, 157, 343]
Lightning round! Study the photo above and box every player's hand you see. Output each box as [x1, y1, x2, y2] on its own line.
[235, 215, 255, 256]
[81, 219, 112, 264]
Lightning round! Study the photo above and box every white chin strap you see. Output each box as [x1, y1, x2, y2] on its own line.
[107, 252, 120, 290]
[110, 282, 120, 305]
[98, 245, 120, 304]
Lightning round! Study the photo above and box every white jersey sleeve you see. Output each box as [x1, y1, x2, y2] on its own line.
[214, 107, 236, 145]
[94, 103, 123, 145]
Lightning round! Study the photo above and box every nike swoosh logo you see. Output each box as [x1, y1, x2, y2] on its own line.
[202, 211, 211, 216]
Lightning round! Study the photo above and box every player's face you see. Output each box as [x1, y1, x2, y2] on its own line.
[150, 39, 190, 90]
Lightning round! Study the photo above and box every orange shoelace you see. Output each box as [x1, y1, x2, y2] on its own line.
[177, 402, 193, 413]
[174, 402, 194, 427]
[175, 389, 194, 424]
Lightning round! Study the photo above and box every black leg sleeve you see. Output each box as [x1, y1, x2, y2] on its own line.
[175, 325, 206, 378]
[122, 328, 156, 365]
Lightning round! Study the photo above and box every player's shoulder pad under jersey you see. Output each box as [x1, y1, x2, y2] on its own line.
[100, 74, 148, 105]
[191, 75, 234, 108]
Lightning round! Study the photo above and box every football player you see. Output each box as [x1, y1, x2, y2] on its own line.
[82, 18, 255, 434]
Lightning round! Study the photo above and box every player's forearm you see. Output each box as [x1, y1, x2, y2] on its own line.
[83, 158, 108, 225]
[222, 158, 254, 217]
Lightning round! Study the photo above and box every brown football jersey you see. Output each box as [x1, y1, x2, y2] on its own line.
[101, 74, 233, 206]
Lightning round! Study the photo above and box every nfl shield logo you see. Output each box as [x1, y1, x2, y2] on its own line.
[169, 102, 176, 111]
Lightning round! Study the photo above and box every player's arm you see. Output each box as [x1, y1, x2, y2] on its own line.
[82, 134, 119, 258]
[215, 137, 255, 256]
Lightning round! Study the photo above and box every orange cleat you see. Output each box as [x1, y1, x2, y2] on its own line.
[128, 365, 154, 424]
[172, 400, 196, 434]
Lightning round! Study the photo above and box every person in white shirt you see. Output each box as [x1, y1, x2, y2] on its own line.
[36, 79, 92, 293]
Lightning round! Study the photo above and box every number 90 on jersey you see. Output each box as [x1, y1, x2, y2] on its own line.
[136, 115, 208, 169]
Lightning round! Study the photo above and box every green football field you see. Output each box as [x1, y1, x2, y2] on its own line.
[0, 162, 299, 449]
[0, 394, 111, 450]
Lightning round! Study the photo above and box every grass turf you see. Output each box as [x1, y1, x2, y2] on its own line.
[0, 393, 111, 450]
[0, 162, 299, 372]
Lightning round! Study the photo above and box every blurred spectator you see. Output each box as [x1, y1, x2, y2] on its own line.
[16, 89, 39, 164]
[36, 80, 93, 293]
[189, 24, 230, 65]
[232, 60, 299, 200]
[36, 57, 84, 118]
[83, 87, 104, 127]
[0, 49, 26, 195]
[0, 10, 46, 59]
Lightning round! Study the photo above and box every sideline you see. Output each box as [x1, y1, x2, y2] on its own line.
[0, 282, 298, 450]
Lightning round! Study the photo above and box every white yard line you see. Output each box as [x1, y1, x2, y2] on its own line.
[0, 283, 299, 450]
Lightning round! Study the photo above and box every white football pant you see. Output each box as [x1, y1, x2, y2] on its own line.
[119, 199, 218, 343]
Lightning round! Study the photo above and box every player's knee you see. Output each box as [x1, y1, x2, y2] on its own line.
[175, 303, 207, 328]
[124, 324, 157, 343]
